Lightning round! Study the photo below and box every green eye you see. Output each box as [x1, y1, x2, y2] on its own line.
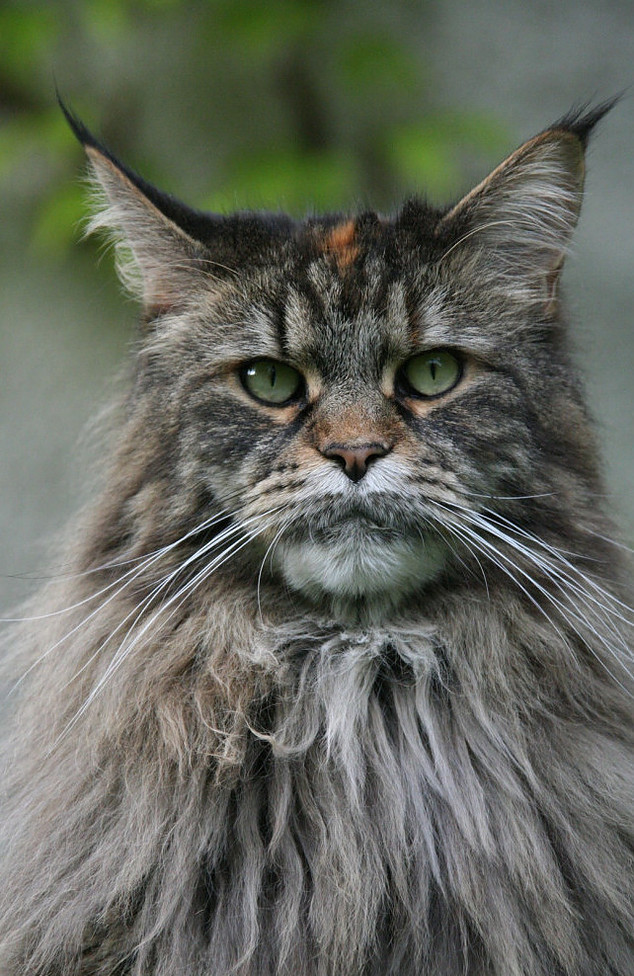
[240, 359, 304, 405]
[401, 349, 462, 398]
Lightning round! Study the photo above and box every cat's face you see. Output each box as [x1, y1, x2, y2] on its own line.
[182, 243, 466, 605]
[69, 106, 605, 614]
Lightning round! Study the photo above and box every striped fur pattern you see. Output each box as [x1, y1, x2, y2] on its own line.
[1, 101, 633, 975]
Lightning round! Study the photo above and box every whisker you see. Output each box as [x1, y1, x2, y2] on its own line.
[3, 509, 233, 625]
[442, 498, 634, 624]
[59, 507, 282, 691]
[455, 508, 633, 646]
[256, 512, 296, 624]
[435, 511, 571, 648]
[51, 508, 284, 749]
[459, 490, 558, 502]
[55, 519, 252, 695]
[8, 510, 236, 694]
[474, 507, 634, 629]
[1, 484, 251, 590]
[583, 526, 634, 554]
[55, 532, 265, 748]
[431, 501, 634, 693]
[436, 523, 491, 597]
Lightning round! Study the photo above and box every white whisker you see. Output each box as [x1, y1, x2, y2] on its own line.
[256, 513, 295, 623]
[440, 497, 634, 627]
[51, 507, 285, 749]
[481, 507, 634, 620]
[436, 513, 571, 648]
[432, 519, 490, 596]
[583, 526, 634, 554]
[459, 490, 558, 502]
[55, 518, 251, 695]
[8, 510, 235, 693]
[430, 500, 634, 694]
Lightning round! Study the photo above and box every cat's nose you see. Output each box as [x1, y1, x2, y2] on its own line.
[321, 442, 392, 483]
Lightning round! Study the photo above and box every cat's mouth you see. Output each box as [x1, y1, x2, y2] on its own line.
[284, 512, 407, 545]
[280, 493, 427, 538]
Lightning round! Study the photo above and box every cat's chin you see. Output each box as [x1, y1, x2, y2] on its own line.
[275, 525, 447, 609]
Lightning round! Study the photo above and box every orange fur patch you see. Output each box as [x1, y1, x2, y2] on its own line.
[321, 220, 359, 271]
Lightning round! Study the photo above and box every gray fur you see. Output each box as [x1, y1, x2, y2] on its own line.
[1, 106, 633, 975]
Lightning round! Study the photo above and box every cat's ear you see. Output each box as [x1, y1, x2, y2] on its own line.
[436, 100, 617, 313]
[62, 103, 213, 315]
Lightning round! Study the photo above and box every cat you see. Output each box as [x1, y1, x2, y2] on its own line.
[0, 98, 633, 976]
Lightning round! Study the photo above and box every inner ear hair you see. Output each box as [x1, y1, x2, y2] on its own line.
[545, 253, 565, 315]
[434, 127, 590, 312]
[83, 143, 207, 312]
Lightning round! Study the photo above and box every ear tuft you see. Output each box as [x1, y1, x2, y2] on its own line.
[549, 94, 622, 147]
[436, 100, 618, 311]
[57, 94, 108, 159]
[61, 99, 209, 312]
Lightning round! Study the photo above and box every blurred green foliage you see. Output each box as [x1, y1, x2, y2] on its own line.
[0, 0, 509, 260]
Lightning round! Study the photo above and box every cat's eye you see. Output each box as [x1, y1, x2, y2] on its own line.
[240, 359, 304, 405]
[399, 349, 462, 399]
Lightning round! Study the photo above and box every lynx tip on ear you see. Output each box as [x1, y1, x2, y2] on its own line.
[56, 94, 183, 233]
[56, 92, 106, 156]
[551, 94, 623, 147]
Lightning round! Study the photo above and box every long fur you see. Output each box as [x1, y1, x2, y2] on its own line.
[1, 103, 633, 975]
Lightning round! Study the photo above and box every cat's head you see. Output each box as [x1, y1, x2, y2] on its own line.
[65, 101, 614, 616]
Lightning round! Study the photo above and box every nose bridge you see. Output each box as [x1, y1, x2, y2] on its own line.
[309, 388, 398, 481]
[312, 388, 393, 448]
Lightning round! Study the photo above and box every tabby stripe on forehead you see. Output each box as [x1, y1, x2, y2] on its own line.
[272, 302, 290, 356]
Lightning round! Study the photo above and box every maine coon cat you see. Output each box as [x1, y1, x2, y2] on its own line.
[1, 99, 633, 975]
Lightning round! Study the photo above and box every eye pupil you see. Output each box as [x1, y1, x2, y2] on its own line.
[401, 349, 461, 399]
[241, 359, 303, 406]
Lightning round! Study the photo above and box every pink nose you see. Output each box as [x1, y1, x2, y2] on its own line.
[321, 442, 392, 482]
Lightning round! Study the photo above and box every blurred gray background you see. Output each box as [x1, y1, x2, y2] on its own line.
[1, 0, 632, 611]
